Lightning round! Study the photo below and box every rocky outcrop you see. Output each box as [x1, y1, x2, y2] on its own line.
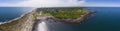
[46, 11, 95, 24]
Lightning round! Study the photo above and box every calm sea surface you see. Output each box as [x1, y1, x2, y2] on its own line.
[47, 7, 120, 31]
[0, 7, 32, 22]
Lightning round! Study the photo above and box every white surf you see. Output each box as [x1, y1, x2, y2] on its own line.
[38, 21, 48, 31]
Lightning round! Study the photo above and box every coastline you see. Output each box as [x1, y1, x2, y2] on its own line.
[45, 11, 95, 24]
[0, 8, 36, 25]
[0, 8, 38, 31]
[0, 7, 94, 31]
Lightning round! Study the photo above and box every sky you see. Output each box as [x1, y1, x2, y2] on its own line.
[0, 0, 120, 7]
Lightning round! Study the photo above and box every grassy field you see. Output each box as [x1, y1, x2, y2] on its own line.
[37, 7, 87, 19]
[52, 10, 85, 19]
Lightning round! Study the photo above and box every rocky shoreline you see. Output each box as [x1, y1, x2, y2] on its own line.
[45, 11, 95, 24]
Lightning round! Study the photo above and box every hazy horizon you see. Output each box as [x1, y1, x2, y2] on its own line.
[0, 0, 120, 7]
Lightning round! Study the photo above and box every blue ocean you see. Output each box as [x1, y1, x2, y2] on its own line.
[0, 7, 32, 22]
[47, 7, 120, 31]
[0, 7, 120, 31]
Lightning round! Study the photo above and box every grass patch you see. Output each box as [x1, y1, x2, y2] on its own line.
[51, 10, 85, 19]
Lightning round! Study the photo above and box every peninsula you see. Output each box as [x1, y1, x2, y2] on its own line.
[0, 7, 94, 31]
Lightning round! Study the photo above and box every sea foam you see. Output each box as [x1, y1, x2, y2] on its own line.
[38, 22, 48, 31]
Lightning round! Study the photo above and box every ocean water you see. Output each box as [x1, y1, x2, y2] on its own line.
[46, 7, 120, 31]
[0, 7, 32, 22]
[0, 7, 120, 31]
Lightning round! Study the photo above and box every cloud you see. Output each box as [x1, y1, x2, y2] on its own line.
[0, 0, 85, 7]
[84, 3, 120, 7]
[1, 0, 120, 7]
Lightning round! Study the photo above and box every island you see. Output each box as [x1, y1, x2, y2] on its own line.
[0, 7, 95, 31]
